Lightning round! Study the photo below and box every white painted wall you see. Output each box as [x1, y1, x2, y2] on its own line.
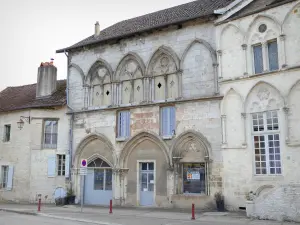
[0, 107, 69, 203]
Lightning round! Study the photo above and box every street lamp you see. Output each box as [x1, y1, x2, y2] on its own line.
[17, 116, 31, 130]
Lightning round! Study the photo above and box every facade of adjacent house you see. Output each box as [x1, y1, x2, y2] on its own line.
[215, 0, 300, 218]
[55, 0, 300, 213]
[0, 62, 69, 203]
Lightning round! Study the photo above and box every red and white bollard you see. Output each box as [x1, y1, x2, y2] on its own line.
[109, 199, 113, 214]
[191, 203, 195, 220]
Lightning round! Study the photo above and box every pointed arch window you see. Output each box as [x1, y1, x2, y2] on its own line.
[88, 158, 112, 191]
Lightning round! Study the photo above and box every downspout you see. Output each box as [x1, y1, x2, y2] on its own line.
[64, 50, 74, 189]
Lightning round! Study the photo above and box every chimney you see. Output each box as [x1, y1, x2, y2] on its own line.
[94, 21, 100, 37]
[36, 60, 57, 98]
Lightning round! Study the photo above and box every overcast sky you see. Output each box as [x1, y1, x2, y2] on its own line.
[0, 0, 194, 91]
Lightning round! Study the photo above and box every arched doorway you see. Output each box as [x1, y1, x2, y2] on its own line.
[84, 157, 113, 205]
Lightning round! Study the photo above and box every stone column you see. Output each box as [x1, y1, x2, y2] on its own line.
[242, 44, 248, 75]
[176, 70, 183, 99]
[164, 75, 168, 100]
[151, 77, 155, 101]
[119, 169, 129, 206]
[111, 83, 115, 106]
[283, 107, 290, 144]
[213, 63, 219, 95]
[100, 84, 104, 106]
[217, 50, 223, 79]
[130, 80, 134, 103]
[262, 42, 268, 72]
[118, 82, 122, 105]
[241, 113, 247, 147]
[279, 34, 287, 68]
[221, 115, 227, 144]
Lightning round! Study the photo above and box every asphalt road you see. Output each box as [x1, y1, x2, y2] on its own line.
[0, 211, 90, 225]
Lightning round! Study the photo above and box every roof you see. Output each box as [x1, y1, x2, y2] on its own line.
[227, 0, 297, 21]
[56, 0, 234, 53]
[0, 80, 67, 113]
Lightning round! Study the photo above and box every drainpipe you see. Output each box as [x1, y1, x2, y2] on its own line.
[64, 50, 75, 189]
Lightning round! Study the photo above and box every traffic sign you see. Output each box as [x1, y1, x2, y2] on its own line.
[81, 159, 87, 168]
[80, 167, 87, 175]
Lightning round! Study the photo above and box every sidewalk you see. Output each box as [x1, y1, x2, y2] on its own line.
[0, 203, 298, 225]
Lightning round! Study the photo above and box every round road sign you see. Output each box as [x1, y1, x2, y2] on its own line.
[81, 159, 87, 167]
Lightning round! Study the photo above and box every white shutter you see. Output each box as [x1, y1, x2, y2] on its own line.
[65, 154, 70, 178]
[47, 155, 56, 177]
[6, 166, 14, 191]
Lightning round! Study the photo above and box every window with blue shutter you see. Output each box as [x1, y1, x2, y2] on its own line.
[6, 166, 14, 191]
[160, 106, 176, 137]
[47, 155, 56, 177]
[268, 40, 279, 71]
[253, 44, 263, 74]
[118, 111, 130, 138]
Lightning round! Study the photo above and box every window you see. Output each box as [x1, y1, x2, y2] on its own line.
[252, 111, 281, 175]
[57, 155, 65, 176]
[253, 40, 279, 74]
[43, 120, 58, 149]
[268, 40, 279, 71]
[253, 44, 263, 74]
[3, 125, 11, 142]
[160, 106, 176, 137]
[1, 166, 8, 189]
[117, 111, 130, 139]
[183, 163, 206, 194]
[88, 158, 112, 191]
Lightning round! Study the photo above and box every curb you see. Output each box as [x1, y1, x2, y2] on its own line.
[0, 208, 37, 216]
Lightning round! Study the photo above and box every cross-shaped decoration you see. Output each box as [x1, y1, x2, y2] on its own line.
[125, 87, 129, 92]
[158, 83, 162, 89]
[106, 90, 110, 96]
[137, 86, 140, 92]
[170, 80, 175, 87]
[96, 92, 99, 96]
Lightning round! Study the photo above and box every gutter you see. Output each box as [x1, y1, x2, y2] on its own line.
[214, 0, 244, 14]
[64, 50, 75, 188]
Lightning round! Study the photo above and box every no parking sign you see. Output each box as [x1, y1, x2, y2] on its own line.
[80, 159, 87, 175]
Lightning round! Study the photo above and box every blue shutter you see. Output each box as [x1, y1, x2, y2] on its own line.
[170, 107, 176, 135]
[162, 107, 169, 136]
[268, 41, 279, 71]
[253, 45, 263, 74]
[48, 155, 56, 177]
[126, 111, 131, 138]
[65, 154, 70, 178]
[6, 166, 14, 191]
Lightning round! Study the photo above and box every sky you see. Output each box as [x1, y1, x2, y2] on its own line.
[0, 0, 194, 91]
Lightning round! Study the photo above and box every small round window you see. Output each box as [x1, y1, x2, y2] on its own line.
[258, 24, 267, 33]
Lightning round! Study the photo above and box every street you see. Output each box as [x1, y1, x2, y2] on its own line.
[0, 210, 295, 225]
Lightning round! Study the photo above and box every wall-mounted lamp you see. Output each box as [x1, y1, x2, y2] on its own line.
[17, 116, 31, 130]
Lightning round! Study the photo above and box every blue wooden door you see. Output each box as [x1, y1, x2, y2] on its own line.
[140, 162, 154, 206]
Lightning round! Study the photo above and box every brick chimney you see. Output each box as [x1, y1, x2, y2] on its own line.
[36, 60, 57, 98]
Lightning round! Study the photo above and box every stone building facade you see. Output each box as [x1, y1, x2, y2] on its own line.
[215, 0, 300, 214]
[0, 62, 69, 203]
[56, 0, 300, 212]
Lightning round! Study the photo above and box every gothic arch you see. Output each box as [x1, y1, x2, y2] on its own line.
[86, 58, 113, 85]
[119, 131, 170, 168]
[74, 132, 117, 168]
[244, 81, 285, 113]
[219, 24, 246, 49]
[288, 80, 300, 101]
[245, 14, 282, 43]
[282, 2, 300, 29]
[69, 63, 85, 84]
[146, 45, 180, 76]
[170, 130, 212, 161]
[180, 39, 217, 68]
[221, 88, 245, 114]
[114, 52, 146, 81]
[86, 154, 113, 168]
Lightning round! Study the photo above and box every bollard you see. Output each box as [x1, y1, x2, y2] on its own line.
[109, 199, 112, 214]
[191, 203, 195, 220]
[38, 198, 41, 212]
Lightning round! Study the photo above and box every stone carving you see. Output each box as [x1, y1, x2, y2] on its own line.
[151, 53, 176, 76]
[257, 88, 270, 101]
[187, 142, 199, 152]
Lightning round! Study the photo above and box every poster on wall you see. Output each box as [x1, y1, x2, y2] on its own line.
[187, 170, 200, 180]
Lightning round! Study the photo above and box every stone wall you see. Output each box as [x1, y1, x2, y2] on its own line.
[246, 185, 300, 222]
